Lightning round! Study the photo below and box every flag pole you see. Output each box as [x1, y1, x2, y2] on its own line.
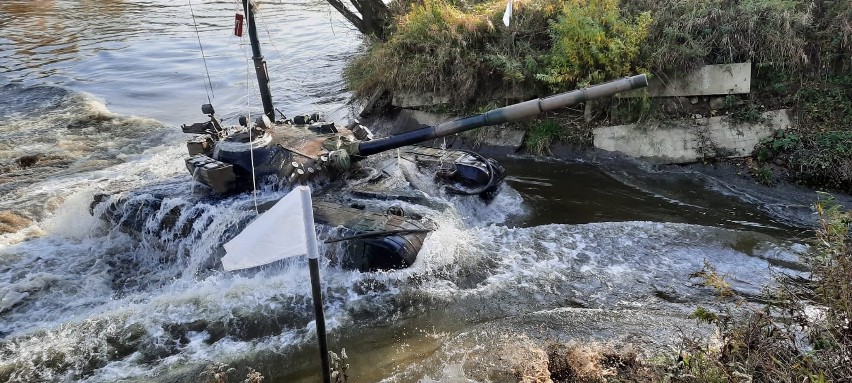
[299, 186, 332, 383]
[309, 257, 331, 383]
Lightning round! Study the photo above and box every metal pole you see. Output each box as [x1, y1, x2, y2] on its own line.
[243, 0, 276, 122]
[309, 258, 332, 383]
[299, 186, 331, 383]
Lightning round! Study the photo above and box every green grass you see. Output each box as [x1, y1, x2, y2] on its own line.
[756, 130, 852, 192]
[523, 119, 563, 155]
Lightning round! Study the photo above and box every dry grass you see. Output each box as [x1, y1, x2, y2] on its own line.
[547, 343, 620, 382]
[506, 340, 552, 382]
[346, 0, 610, 109]
[813, 0, 852, 69]
[667, 197, 852, 382]
[690, 260, 735, 299]
[199, 363, 264, 383]
[623, 0, 812, 74]
[496, 339, 651, 383]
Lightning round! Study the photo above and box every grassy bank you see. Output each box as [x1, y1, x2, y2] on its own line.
[345, 0, 852, 191]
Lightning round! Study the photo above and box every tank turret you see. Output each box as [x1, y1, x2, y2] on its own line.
[182, 74, 648, 195]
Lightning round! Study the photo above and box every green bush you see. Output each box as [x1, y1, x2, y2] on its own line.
[345, 0, 651, 106]
[344, 0, 557, 106]
[797, 79, 852, 131]
[538, 0, 651, 87]
[344, 0, 492, 104]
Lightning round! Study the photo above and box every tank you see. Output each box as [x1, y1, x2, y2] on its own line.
[184, 74, 648, 192]
[90, 0, 649, 272]
[175, 75, 645, 269]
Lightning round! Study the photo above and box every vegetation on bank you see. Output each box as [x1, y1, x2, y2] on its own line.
[343, 0, 852, 191]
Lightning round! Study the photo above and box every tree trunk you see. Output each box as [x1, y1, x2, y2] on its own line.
[325, 0, 391, 40]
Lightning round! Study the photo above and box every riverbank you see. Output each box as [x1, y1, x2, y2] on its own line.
[348, 0, 851, 194]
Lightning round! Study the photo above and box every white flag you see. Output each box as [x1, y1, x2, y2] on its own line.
[502, 0, 513, 27]
[222, 186, 319, 271]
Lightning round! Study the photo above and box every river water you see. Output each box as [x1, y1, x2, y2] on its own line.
[0, 1, 821, 382]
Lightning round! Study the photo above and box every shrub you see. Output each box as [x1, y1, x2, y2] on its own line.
[757, 130, 852, 192]
[538, 0, 651, 88]
[346, 0, 651, 107]
[345, 0, 492, 104]
[796, 77, 852, 131]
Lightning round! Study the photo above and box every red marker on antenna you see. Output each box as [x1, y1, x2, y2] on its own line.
[234, 13, 244, 37]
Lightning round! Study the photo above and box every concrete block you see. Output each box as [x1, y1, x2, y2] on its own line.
[392, 92, 450, 108]
[592, 109, 789, 164]
[621, 63, 751, 98]
[399, 109, 454, 127]
[478, 126, 525, 149]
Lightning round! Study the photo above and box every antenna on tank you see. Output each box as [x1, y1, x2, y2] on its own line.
[243, 0, 276, 122]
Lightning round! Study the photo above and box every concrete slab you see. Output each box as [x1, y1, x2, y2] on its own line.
[392, 92, 450, 108]
[592, 110, 790, 164]
[401, 109, 454, 127]
[621, 63, 751, 97]
[477, 126, 526, 149]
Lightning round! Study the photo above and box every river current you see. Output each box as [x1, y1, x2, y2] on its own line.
[0, 1, 819, 382]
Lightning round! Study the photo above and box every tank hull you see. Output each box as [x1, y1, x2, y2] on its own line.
[91, 191, 435, 273]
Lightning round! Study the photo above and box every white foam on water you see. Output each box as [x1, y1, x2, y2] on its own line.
[451, 184, 527, 226]
[44, 190, 102, 239]
[417, 358, 477, 383]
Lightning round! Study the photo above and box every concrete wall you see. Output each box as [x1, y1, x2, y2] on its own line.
[593, 110, 790, 164]
[621, 63, 751, 97]
[392, 93, 450, 108]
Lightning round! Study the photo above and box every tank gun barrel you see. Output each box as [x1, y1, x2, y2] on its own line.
[352, 74, 648, 156]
